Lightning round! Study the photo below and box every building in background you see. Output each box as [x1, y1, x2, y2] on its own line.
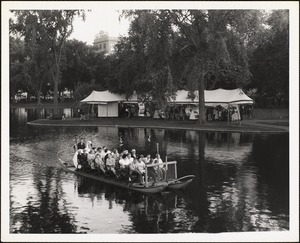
[93, 31, 119, 55]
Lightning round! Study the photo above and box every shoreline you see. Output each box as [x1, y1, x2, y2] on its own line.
[27, 117, 289, 133]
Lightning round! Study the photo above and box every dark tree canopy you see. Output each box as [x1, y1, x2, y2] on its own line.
[9, 9, 289, 112]
[248, 10, 289, 107]
[10, 10, 85, 111]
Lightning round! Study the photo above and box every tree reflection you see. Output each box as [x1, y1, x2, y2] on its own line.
[10, 167, 77, 233]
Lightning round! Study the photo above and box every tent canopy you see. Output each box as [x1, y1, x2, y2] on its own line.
[81, 89, 253, 106]
[171, 89, 253, 105]
[80, 90, 137, 104]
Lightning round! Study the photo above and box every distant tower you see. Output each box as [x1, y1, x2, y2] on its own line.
[93, 31, 119, 55]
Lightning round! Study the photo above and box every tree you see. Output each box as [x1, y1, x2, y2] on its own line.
[23, 48, 51, 104]
[118, 10, 177, 108]
[120, 10, 261, 124]
[9, 36, 27, 101]
[61, 39, 92, 96]
[248, 10, 289, 107]
[167, 10, 261, 124]
[10, 10, 85, 113]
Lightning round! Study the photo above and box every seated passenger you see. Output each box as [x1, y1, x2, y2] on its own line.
[131, 149, 137, 159]
[117, 154, 130, 180]
[105, 153, 116, 176]
[129, 157, 143, 184]
[75, 149, 84, 170]
[94, 153, 105, 174]
[136, 156, 146, 183]
[112, 149, 120, 160]
[81, 149, 89, 172]
[100, 147, 106, 159]
[145, 156, 158, 185]
[125, 153, 134, 165]
[88, 150, 96, 171]
[119, 154, 128, 169]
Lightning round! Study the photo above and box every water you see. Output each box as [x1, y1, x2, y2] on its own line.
[9, 108, 289, 233]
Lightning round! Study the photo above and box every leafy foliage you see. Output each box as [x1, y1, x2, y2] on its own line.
[248, 10, 289, 107]
[10, 10, 85, 111]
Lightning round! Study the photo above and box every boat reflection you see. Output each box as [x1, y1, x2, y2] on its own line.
[74, 175, 201, 233]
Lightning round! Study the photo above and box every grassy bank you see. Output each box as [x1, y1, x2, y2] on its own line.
[252, 108, 289, 120]
[28, 117, 289, 133]
[11, 101, 288, 119]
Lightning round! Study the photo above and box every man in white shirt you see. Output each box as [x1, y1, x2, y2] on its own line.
[125, 153, 134, 166]
[129, 158, 143, 184]
[119, 154, 128, 169]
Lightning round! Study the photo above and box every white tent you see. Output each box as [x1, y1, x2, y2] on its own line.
[171, 88, 253, 105]
[80, 90, 125, 104]
[80, 90, 138, 117]
[171, 89, 253, 121]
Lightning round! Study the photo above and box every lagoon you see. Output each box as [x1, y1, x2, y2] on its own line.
[9, 108, 289, 233]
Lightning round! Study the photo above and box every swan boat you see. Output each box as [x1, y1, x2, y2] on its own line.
[57, 149, 195, 194]
[57, 149, 168, 194]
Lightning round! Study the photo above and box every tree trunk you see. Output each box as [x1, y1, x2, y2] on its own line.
[37, 91, 42, 105]
[53, 73, 59, 115]
[197, 69, 206, 125]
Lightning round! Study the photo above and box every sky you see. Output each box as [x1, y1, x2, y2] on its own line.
[70, 9, 131, 45]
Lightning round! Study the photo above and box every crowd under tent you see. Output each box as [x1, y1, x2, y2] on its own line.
[80, 90, 138, 117]
[171, 89, 253, 120]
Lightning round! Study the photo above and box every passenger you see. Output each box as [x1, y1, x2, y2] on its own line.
[88, 149, 95, 162]
[131, 149, 137, 159]
[77, 138, 86, 150]
[81, 148, 89, 172]
[118, 154, 130, 180]
[95, 153, 105, 174]
[129, 157, 143, 184]
[125, 153, 134, 165]
[136, 157, 146, 183]
[153, 154, 166, 181]
[145, 156, 158, 185]
[86, 141, 93, 152]
[139, 154, 145, 163]
[105, 153, 116, 176]
[96, 147, 102, 155]
[99, 147, 106, 159]
[112, 149, 120, 161]
[122, 150, 129, 156]
[88, 149, 96, 171]
[76, 149, 84, 170]
[119, 154, 128, 169]
[144, 154, 151, 164]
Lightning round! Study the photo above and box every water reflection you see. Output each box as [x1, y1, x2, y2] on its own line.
[9, 119, 289, 233]
[10, 166, 77, 233]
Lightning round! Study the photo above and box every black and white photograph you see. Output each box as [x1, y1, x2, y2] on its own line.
[1, 1, 299, 242]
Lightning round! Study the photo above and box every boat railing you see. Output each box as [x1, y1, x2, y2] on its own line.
[145, 160, 177, 168]
[145, 161, 177, 187]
